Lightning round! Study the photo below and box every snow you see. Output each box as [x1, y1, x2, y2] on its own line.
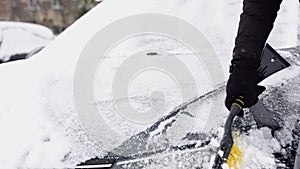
[0, 0, 299, 168]
[239, 128, 280, 168]
[0, 21, 54, 61]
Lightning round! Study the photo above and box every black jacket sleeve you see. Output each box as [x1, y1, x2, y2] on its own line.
[231, 0, 282, 70]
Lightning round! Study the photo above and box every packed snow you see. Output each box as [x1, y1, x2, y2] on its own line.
[0, 0, 299, 168]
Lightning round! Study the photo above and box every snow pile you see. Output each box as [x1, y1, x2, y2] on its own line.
[0, 0, 298, 168]
[240, 128, 281, 168]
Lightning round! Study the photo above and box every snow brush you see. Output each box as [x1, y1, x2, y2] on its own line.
[212, 99, 244, 169]
[212, 43, 290, 169]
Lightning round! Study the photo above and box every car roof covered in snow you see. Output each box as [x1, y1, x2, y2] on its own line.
[0, 21, 54, 60]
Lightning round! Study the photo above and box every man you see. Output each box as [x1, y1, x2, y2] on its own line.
[225, 0, 300, 168]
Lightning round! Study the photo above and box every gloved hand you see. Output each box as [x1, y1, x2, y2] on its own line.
[225, 66, 266, 113]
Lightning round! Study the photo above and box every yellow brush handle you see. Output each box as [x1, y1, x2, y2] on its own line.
[212, 97, 245, 169]
[225, 98, 244, 169]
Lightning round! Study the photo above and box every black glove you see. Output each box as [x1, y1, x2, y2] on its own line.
[225, 48, 266, 112]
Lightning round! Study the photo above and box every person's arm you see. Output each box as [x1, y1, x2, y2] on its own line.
[232, 0, 282, 70]
[225, 0, 282, 111]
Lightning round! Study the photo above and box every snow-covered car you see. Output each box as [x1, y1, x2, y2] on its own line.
[0, 0, 299, 169]
[0, 21, 54, 63]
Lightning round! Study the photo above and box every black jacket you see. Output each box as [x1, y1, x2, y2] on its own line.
[232, 0, 283, 69]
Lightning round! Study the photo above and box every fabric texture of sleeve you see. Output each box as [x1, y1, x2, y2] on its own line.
[231, 0, 283, 70]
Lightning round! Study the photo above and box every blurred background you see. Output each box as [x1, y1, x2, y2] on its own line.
[0, 0, 101, 63]
[0, 0, 101, 34]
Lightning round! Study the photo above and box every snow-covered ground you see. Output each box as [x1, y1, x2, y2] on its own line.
[0, 0, 299, 168]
